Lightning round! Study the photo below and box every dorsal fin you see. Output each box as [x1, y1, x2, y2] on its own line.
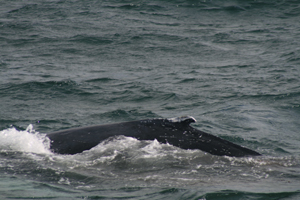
[167, 116, 196, 125]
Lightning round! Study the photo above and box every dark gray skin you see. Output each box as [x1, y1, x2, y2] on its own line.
[46, 116, 261, 157]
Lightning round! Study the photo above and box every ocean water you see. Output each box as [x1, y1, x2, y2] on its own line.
[1, 0, 300, 199]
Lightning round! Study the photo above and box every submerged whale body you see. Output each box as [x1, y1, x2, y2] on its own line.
[46, 116, 261, 157]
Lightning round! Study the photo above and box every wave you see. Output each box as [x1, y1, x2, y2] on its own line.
[69, 34, 113, 45]
[0, 125, 51, 154]
[1, 125, 300, 199]
[0, 80, 92, 99]
[201, 190, 300, 200]
[100, 0, 300, 16]
[1, 125, 299, 171]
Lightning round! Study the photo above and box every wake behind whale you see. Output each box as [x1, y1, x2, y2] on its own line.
[46, 116, 261, 157]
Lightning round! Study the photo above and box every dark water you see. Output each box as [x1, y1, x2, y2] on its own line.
[1, 0, 300, 199]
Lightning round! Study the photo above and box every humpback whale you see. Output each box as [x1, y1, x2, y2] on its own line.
[46, 116, 261, 157]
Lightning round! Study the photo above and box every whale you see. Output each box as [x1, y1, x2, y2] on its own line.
[46, 116, 261, 157]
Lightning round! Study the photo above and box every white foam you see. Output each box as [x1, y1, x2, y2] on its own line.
[89, 135, 140, 153]
[141, 139, 163, 154]
[0, 125, 52, 155]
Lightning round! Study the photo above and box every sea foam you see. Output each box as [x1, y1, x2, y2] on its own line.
[0, 125, 52, 155]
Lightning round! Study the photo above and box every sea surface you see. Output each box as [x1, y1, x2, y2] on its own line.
[1, 0, 300, 199]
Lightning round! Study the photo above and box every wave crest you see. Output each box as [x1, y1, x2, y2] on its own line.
[0, 125, 51, 154]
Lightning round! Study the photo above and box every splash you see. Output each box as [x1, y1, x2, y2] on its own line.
[0, 125, 52, 154]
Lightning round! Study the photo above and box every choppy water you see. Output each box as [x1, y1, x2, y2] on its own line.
[1, 0, 300, 199]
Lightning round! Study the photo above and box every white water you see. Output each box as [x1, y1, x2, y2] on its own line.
[0, 125, 51, 155]
[0, 125, 299, 197]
